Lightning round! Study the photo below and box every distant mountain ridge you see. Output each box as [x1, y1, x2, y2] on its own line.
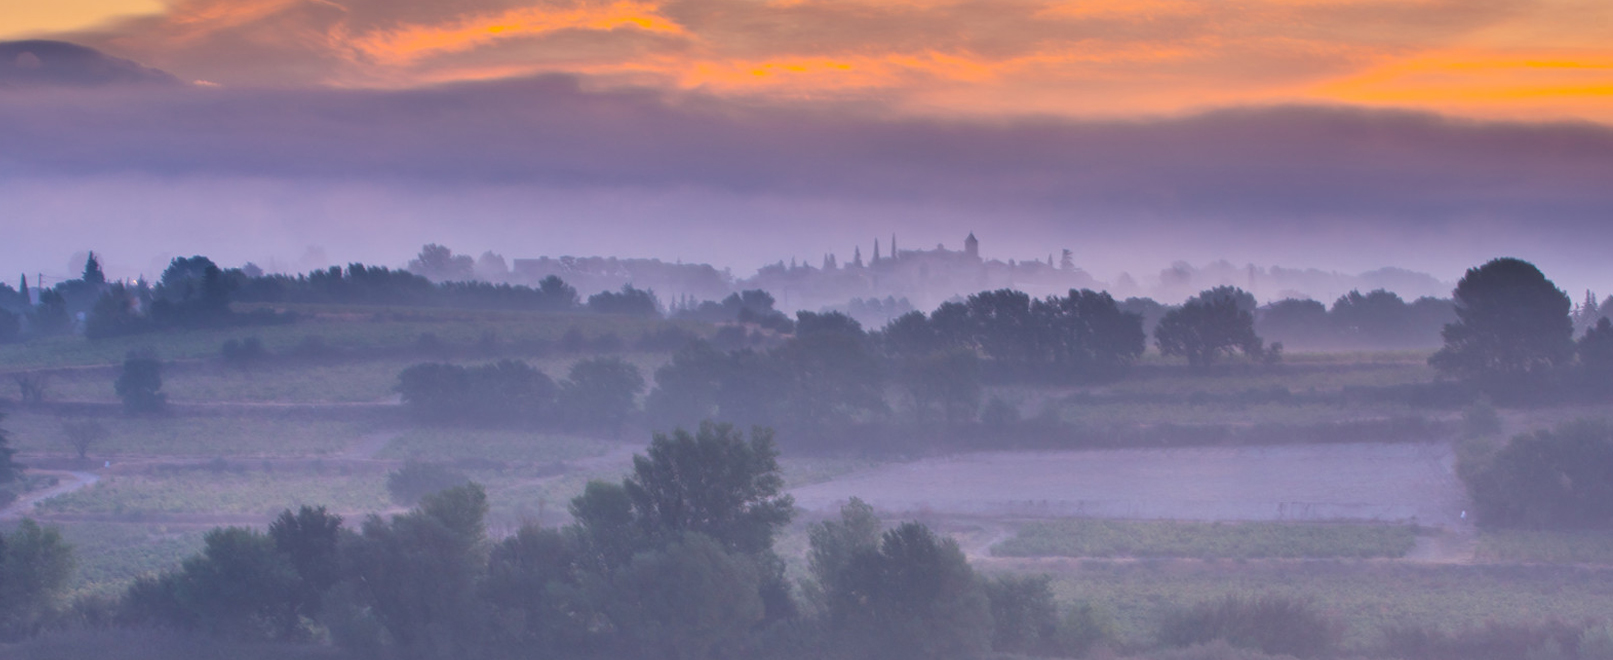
[0, 40, 180, 89]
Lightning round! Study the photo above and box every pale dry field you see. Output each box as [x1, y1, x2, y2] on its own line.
[790, 442, 1469, 529]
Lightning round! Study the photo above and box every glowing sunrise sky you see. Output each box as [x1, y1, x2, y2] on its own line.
[14, 0, 1613, 123]
[2, 0, 1611, 298]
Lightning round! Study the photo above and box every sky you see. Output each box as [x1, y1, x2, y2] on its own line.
[1, 0, 1611, 298]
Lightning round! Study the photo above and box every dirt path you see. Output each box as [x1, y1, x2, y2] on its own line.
[0, 470, 100, 521]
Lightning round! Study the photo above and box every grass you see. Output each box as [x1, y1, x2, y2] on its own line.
[1476, 529, 1613, 565]
[1037, 560, 1613, 649]
[992, 519, 1419, 560]
[35, 468, 392, 517]
[377, 427, 617, 464]
[3, 411, 373, 457]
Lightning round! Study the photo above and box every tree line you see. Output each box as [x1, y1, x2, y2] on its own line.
[0, 254, 663, 344]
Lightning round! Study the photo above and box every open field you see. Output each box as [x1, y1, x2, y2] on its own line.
[1032, 560, 1613, 649]
[1475, 529, 1613, 565]
[0, 306, 694, 371]
[3, 411, 374, 457]
[992, 519, 1419, 559]
[34, 467, 393, 517]
[790, 443, 1469, 528]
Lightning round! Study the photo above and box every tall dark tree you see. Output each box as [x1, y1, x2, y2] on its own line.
[115, 353, 167, 413]
[81, 251, 107, 286]
[0, 413, 24, 491]
[623, 422, 794, 556]
[1581, 317, 1613, 382]
[1431, 258, 1574, 382]
[825, 522, 992, 660]
[1156, 291, 1268, 367]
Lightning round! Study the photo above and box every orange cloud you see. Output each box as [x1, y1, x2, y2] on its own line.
[345, 1, 688, 67]
[59, 0, 1613, 124]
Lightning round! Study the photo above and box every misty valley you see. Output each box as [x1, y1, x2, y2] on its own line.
[0, 244, 1611, 660]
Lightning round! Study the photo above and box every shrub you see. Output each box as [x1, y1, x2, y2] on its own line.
[1159, 594, 1339, 658]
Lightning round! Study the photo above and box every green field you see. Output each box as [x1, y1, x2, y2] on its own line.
[992, 519, 1419, 560]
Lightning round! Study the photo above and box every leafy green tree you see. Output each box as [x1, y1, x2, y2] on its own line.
[624, 422, 794, 556]
[483, 524, 593, 656]
[269, 505, 343, 622]
[805, 498, 881, 613]
[0, 519, 75, 639]
[1465, 420, 1613, 529]
[826, 522, 992, 660]
[983, 574, 1071, 657]
[335, 484, 492, 658]
[115, 353, 167, 413]
[605, 533, 765, 660]
[568, 480, 644, 573]
[123, 526, 302, 639]
[1156, 292, 1268, 367]
[1431, 258, 1574, 382]
[559, 357, 645, 434]
[535, 275, 580, 311]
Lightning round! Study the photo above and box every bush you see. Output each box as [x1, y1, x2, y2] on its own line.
[1159, 594, 1339, 658]
[385, 461, 470, 507]
[1381, 620, 1584, 660]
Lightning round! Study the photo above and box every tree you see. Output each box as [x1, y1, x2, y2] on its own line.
[81, 251, 107, 286]
[825, 521, 992, 660]
[899, 349, 982, 424]
[1156, 292, 1269, 367]
[587, 285, 661, 316]
[0, 519, 75, 639]
[408, 244, 476, 282]
[0, 413, 23, 490]
[268, 505, 343, 624]
[623, 422, 794, 556]
[1464, 420, 1613, 529]
[0, 308, 18, 344]
[558, 357, 645, 434]
[805, 498, 881, 612]
[1579, 317, 1613, 384]
[396, 360, 556, 425]
[1431, 258, 1574, 383]
[13, 373, 48, 406]
[604, 532, 766, 660]
[334, 484, 491, 657]
[60, 420, 106, 460]
[535, 275, 580, 311]
[115, 353, 167, 413]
